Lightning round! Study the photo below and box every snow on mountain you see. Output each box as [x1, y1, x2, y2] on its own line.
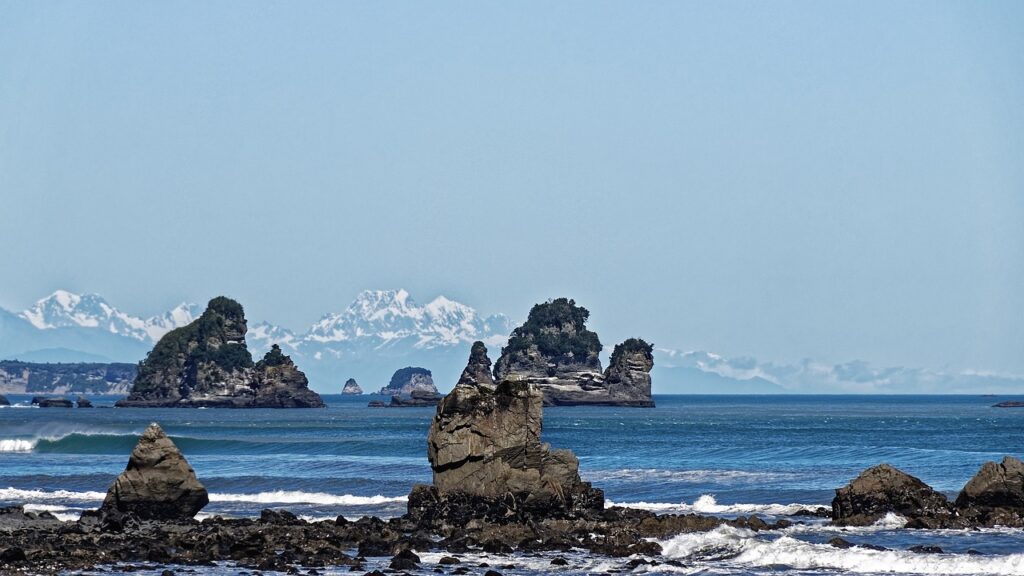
[247, 321, 300, 354]
[18, 290, 199, 343]
[303, 289, 512, 349]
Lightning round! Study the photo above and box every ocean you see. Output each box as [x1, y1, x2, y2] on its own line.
[2, 394, 1024, 575]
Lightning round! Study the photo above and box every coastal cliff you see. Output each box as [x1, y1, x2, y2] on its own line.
[115, 297, 323, 408]
[493, 298, 655, 407]
[0, 361, 136, 395]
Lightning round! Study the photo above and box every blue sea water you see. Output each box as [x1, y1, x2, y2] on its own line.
[2, 394, 1024, 575]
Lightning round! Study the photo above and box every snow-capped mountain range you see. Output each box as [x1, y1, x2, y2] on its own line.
[2, 289, 1021, 394]
[0, 289, 513, 387]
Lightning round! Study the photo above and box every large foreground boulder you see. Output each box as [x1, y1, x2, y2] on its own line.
[832, 464, 952, 526]
[100, 423, 209, 520]
[410, 345, 604, 526]
[116, 297, 324, 408]
[955, 456, 1024, 526]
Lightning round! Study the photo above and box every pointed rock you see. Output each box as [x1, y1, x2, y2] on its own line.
[832, 464, 951, 526]
[457, 341, 495, 388]
[101, 423, 208, 520]
[342, 378, 364, 395]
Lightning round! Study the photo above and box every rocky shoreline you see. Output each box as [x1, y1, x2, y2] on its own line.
[2, 346, 1022, 574]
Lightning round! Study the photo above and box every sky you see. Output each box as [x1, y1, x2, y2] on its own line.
[1, 1, 1022, 375]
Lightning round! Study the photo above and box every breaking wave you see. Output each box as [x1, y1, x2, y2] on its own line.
[0, 439, 37, 452]
[659, 525, 1024, 575]
[208, 491, 408, 506]
[607, 494, 827, 516]
[1, 487, 407, 508]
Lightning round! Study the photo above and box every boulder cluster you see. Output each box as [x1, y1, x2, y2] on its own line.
[116, 297, 324, 409]
[832, 458, 1024, 528]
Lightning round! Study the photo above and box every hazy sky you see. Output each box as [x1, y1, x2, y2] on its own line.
[1, 1, 1022, 374]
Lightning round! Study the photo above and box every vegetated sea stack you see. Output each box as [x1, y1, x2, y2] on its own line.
[100, 422, 209, 520]
[115, 297, 324, 408]
[408, 342, 604, 526]
[492, 298, 655, 407]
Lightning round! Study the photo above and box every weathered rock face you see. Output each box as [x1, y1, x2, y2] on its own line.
[342, 378, 363, 395]
[100, 423, 209, 520]
[955, 456, 1024, 526]
[415, 376, 603, 526]
[116, 298, 324, 408]
[378, 367, 436, 396]
[832, 464, 952, 526]
[388, 389, 443, 407]
[493, 299, 654, 407]
[457, 341, 495, 388]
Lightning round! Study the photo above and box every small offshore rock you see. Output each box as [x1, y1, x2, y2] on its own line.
[342, 378, 364, 395]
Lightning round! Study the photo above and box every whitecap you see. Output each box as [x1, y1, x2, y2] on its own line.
[659, 525, 1024, 575]
[607, 494, 827, 516]
[0, 439, 37, 452]
[208, 490, 408, 506]
[0, 487, 106, 501]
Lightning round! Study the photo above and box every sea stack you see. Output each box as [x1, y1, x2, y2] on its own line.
[408, 343, 604, 526]
[493, 298, 655, 407]
[116, 297, 324, 408]
[341, 378, 363, 394]
[377, 367, 436, 396]
[0, 394, 8, 406]
[100, 423, 209, 520]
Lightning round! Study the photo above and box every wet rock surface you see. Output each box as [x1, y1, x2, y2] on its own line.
[955, 456, 1024, 526]
[116, 298, 324, 409]
[100, 423, 209, 521]
[832, 464, 952, 526]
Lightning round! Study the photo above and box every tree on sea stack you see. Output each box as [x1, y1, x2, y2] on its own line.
[100, 423, 209, 521]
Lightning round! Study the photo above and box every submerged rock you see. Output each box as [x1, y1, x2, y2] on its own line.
[831, 464, 952, 526]
[493, 298, 654, 407]
[992, 401, 1024, 408]
[36, 397, 74, 408]
[342, 378, 364, 395]
[116, 297, 324, 408]
[100, 423, 209, 520]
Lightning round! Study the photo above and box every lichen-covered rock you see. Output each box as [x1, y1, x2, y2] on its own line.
[342, 378, 364, 395]
[100, 423, 209, 520]
[378, 367, 436, 396]
[832, 464, 952, 526]
[116, 298, 323, 408]
[415, 377, 603, 527]
[493, 299, 654, 407]
[457, 341, 495, 388]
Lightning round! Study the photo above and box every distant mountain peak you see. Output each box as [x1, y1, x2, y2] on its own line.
[18, 290, 198, 342]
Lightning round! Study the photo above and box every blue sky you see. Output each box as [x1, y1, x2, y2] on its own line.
[1, 1, 1022, 375]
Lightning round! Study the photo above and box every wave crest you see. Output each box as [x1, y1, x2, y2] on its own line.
[607, 494, 826, 516]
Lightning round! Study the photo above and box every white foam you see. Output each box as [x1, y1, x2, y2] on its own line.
[208, 490, 408, 506]
[607, 494, 826, 516]
[0, 487, 106, 501]
[660, 525, 1024, 575]
[23, 503, 82, 522]
[0, 439, 37, 452]
[589, 468, 794, 483]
